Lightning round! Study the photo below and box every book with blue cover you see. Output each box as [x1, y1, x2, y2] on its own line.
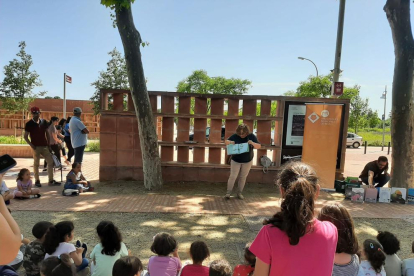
[407, 188, 414, 205]
[226, 143, 249, 155]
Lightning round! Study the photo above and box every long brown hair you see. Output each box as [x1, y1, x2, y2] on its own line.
[318, 203, 359, 254]
[236, 124, 250, 136]
[264, 162, 318, 245]
[16, 168, 30, 181]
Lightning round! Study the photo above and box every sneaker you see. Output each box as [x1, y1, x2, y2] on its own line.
[224, 193, 231, 200]
[76, 240, 82, 248]
[88, 187, 95, 192]
[42, 168, 47, 172]
[237, 193, 244, 200]
[35, 180, 42, 188]
[35, 194, 41, 198]
[48, 180, 61, 186]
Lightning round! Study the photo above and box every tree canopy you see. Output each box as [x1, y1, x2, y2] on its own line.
[177, 70, 252, 95]
[0, 41, 46, 114]
[90, 48, 129, 114]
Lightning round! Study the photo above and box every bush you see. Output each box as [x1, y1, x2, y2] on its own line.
[357, 131, 391, 147]
[0, 136, 26, 144]
[86, 141, 100, 152]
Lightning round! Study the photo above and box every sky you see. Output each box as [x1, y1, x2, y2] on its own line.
[1, 0, 411, 118]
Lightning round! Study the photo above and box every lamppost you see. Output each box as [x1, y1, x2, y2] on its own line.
[298, 57, 319, 78]
[380, 86, 387, 151]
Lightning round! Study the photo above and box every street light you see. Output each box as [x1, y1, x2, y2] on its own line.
[380, 86, 387, 151]
[298, 57, 319, 78]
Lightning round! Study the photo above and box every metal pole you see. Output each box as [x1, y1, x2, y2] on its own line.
[298, 57, 319, 78]
[364, 141, 367, 154]
[332, 0, 346, 96]
[63, 73, 66, 119]
[388, 142, 391, 155]
[382, 86, 387, 151]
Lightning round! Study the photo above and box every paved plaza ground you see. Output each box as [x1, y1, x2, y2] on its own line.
[4, 146, 414, 272]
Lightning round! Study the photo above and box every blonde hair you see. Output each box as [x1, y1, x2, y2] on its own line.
[236, 124, 250, 136]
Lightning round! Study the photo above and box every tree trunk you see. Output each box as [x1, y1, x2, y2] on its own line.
[115, 4, 163, 190]
[384, 0, 414, 189]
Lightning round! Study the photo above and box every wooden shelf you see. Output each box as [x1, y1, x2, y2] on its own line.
[158, 141, 280, 150]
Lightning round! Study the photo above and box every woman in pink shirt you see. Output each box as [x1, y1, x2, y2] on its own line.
[250, 162, 338, 276]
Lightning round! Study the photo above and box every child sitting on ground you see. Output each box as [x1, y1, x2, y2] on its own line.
[403, 241, 414, 276]
[1, 173, 14, 205]
[318, 204, 360, 276]
[23, 221, 54, 276]
[181, 241, 210, 276]
[377, 231, 402, 276]
[64, 163, 93, 193]
[233, 242, 255, 276]
[14, 169, 41, 199]
[113, 256, 143, 276]
[148, 232, 181, 276]
[358, 239, 386, 276]
[43, 221, 89, 274]
[209, 260, 232, 276]
[40, 253, 76, 276]
[90, 221, 129, 276]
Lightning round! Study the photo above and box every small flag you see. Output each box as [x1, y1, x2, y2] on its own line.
[66, 75, 72, 84]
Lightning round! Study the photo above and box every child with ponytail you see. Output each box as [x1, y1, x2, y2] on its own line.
[43, 221, 89, 273]
[249, 162, 338, 276]
[358, 239, 386, 276]
[90, 221, 128, 276]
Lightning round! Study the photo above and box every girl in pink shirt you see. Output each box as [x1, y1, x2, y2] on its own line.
[250, 162, 338, 276]
[148, 232, 181, 276]
[14, 169, 41, 199]
[181, 241, 210, 276]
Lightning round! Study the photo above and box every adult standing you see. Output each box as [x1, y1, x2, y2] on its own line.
[69, 107, 89, 163]
[44, 117, 63, 169]
[23, 107, 60, 187]
[64, 117, 74, 162]
[224, 124, 261, 200]
[359, 156, 391, 187]
[250, 162, 338, 276]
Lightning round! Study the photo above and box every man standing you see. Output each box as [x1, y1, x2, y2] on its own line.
[24, 107, 60, 187]
[69, 107, 89, 163]
[359, 156, 391, 187]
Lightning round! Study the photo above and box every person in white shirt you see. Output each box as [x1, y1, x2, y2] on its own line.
[358, 239, 386, 276]
[1, 178, 14, 204]
[377, 231, 402, 276]
[43, 221, 89, 273]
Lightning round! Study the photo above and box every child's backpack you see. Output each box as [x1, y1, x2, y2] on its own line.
[260, 155, 272, 173]
[62, 189, 79, 196]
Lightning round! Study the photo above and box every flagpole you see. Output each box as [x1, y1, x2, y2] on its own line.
[63, 73, 66, 119]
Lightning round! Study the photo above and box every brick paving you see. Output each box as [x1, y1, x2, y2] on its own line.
[4, 148, 413, 220]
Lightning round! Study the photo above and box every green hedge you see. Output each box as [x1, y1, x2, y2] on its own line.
[86, 141, 100, 152]
[0, 136, 26, 144]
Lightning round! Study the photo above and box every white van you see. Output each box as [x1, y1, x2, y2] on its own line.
[347, 133, 363, 148]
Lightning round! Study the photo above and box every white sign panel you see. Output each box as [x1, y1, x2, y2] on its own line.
[286, 105, 306, 146]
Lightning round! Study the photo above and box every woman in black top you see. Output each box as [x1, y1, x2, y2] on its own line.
[225, 124, 261, 199]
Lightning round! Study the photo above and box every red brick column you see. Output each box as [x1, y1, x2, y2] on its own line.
[177, 96, 190, 162]
[193, 98, 207, 163]
[161, 96, 174, 162]
[209, 98, 224, 164]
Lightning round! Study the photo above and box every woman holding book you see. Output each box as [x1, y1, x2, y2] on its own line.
[225, 124, 261, 200]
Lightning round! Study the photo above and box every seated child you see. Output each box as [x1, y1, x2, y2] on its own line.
[40, 253, 76, 276]
[181, 241, 210, 276]
[148, 232, 181, 276]
[209, 260, 232, 276]
[14, 169, 41, 199]
[113, 256, 144, 276]
[377, 231, 402, 276]
[357, 239, 386, 276]
[23, 221, 54, 276]
[233, 242, 255, 276]
[43, 221, 89, 273]
[1, 173, 14, 205]
[90, 221, 129, 276]
[64, 163, 93, 193]
[402, 241, 414, 276]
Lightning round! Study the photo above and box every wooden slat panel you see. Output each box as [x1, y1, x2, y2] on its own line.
[242, 99, 256, 133]
[177, 96, 191, 163]
[209, 98, 224, 164]
[257, 99, 272, 164]
[193, 98, 207, 163]
[161, 96, 174, 162]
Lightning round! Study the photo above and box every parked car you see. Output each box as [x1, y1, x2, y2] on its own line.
[347, 132, 363, 148]
[189, 126, 226, 141]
